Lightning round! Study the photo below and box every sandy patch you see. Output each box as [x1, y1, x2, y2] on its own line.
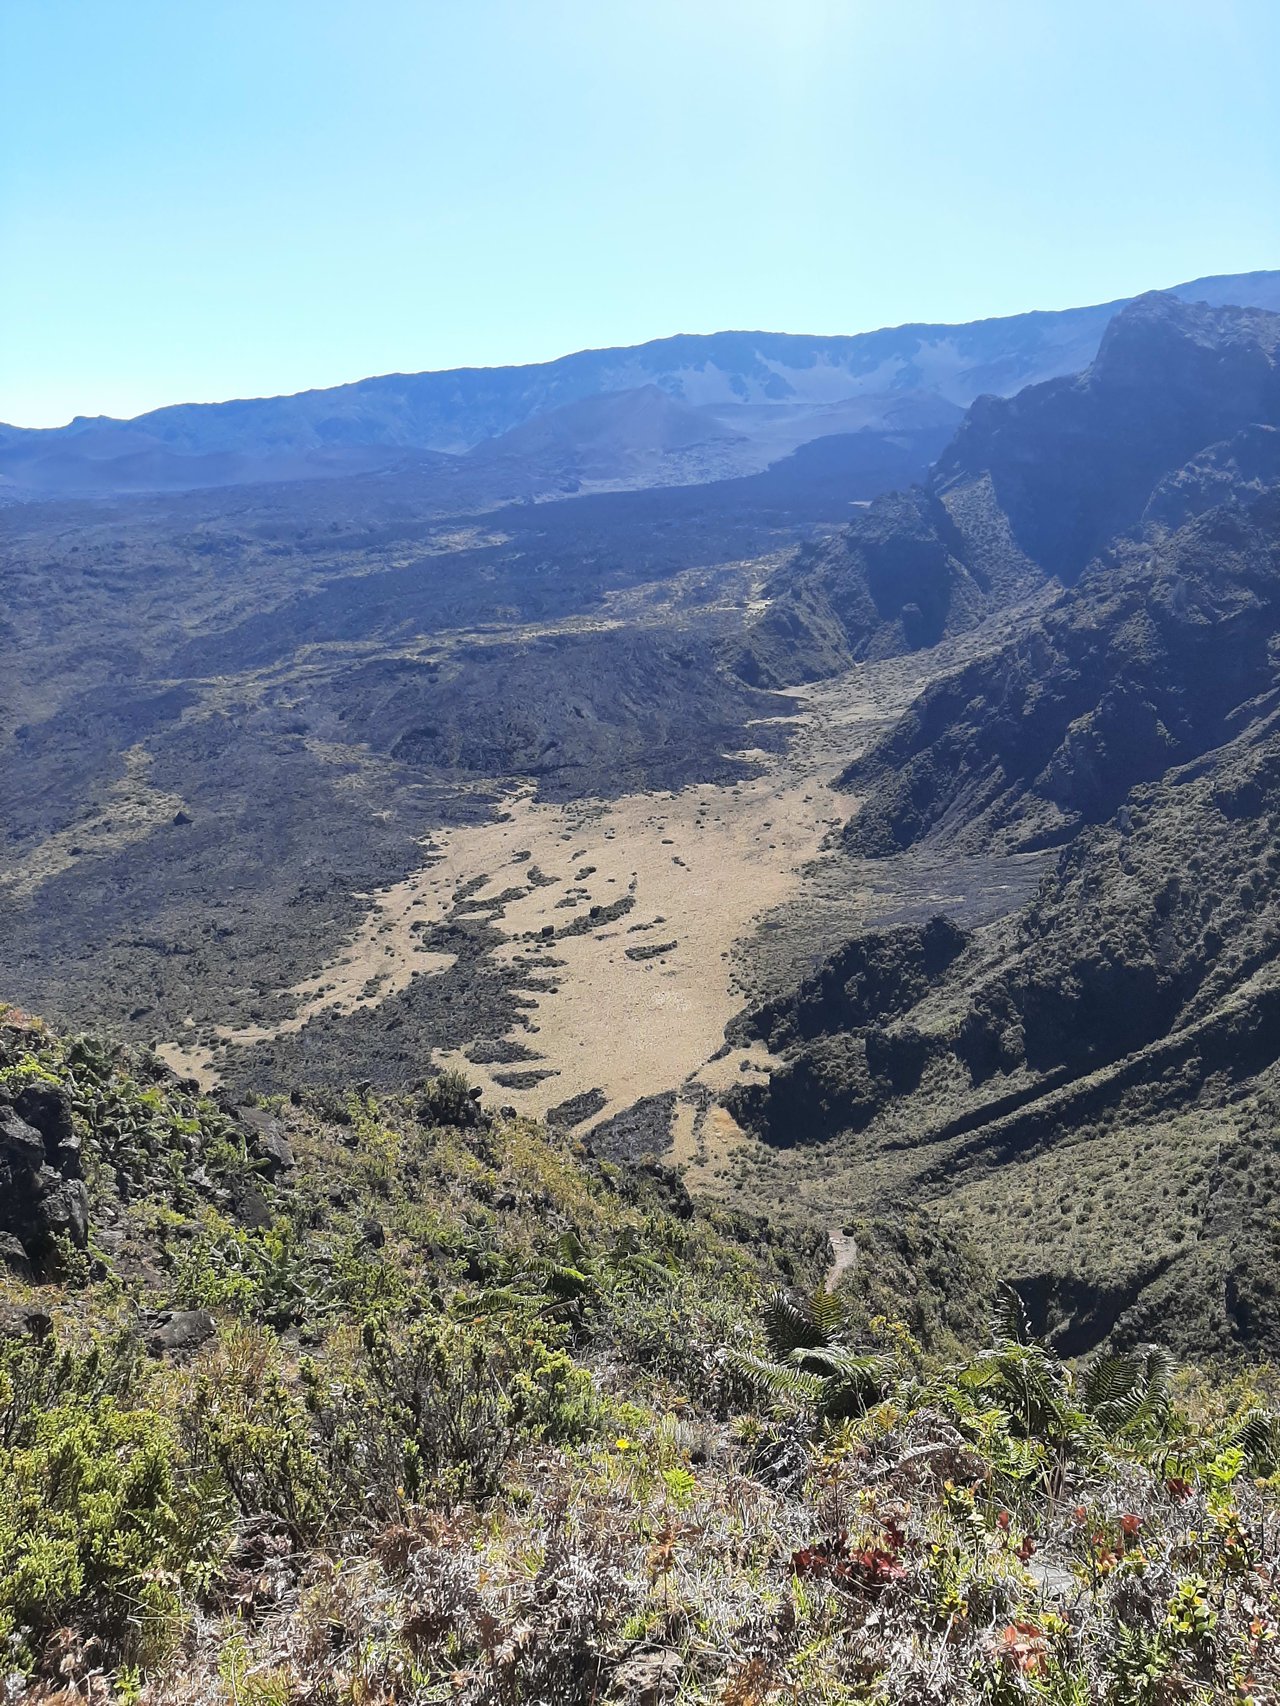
[0, 747, 186, 899]
[161, 604, 1049, 1123]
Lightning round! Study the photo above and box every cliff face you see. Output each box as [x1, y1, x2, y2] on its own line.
[932, 293, 1280, 582]
[841, 495, 1280, 856]
[727, 306, 1280, 1361]
[740, 294, 1280, 684]
[734, 709, 1280, 1355]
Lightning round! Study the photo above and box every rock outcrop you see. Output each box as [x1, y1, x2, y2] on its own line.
[0, 1083, 88, 1275]
[740, 293, 1280, 683]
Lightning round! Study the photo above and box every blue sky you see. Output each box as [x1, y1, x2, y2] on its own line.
[3, 0, 1278, 427]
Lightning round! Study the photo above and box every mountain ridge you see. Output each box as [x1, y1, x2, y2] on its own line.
[4, 268, 1278, 498]
[738, 290, 1280, 685]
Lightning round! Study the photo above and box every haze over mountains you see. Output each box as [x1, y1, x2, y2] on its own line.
[3, 268, 1278, 500]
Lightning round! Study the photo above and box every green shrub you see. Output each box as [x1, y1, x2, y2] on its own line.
[348, 1315, 599, 1509]
[418, 1069, 483, 1129]
[174, 1213, 326, 1322]
[0, 1334, 213, 1671]
[183, 1324, 332, 1544]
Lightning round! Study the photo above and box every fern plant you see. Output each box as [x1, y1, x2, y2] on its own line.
[1081, 1344, 1174, 1438]
[731, 1286, 897, 1420]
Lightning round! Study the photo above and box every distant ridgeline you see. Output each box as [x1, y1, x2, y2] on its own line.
[1, 267, 1276, 498]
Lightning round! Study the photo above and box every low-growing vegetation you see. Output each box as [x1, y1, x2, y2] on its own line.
[3, 1004, 1280, 1702]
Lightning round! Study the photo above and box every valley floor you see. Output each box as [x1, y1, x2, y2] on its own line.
[159, 599, 1053, 1215]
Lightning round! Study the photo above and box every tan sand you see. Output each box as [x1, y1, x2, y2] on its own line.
[162, 600, 1049, 1128]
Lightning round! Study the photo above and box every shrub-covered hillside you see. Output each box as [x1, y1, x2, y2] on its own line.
[4, 1004, 1280, 1703]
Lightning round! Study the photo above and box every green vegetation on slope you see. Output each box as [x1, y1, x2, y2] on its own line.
[4, 1005, 1280, 1703]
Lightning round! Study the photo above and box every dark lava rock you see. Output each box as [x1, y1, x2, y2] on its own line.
[231, 1183, 274, 1230]
[492, 1068, 559, 1090]
[546, 1087, 608, 1129]
[588, 1091, 679, 1166]
[0, 1093, 90, 1274]
[13, 1084, 80, 1175]
[625, 939, 678, 962]
[0, 1234, 34, 1279]
[237, 1107, 295, 1175]
[0, 1303, 53, 1339]
[464, 1036, 537, 1066]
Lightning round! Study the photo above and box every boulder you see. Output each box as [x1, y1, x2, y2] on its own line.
[144, 1308, 216, 1357]
[0, 1233, 33, 1280]
[13, 1084, 80, 1175]
[237, 1107, 296, 1176]
[0, 1303, 52, 1339]
[611, 1647, 683, 1703]
[0, 1094, 90, 1275]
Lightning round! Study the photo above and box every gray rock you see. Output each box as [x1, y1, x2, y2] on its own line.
[13, 1085, 79, 1176]
[0, 1108, 44, 1168]
[145, 1309, 216, 1356]
[238, 1107, 295, 1175]
[611, 1647, 683, 1703]
[0, 1235, 33, 1279]
[0, 1094, 90, 1270]
[40, 1177, 89, 1248]
[0, 1304, 52, 1339]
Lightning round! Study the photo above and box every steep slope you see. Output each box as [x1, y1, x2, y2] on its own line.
[4, 270, 1277, 497]
[717, 298, 1280, 1361]
[741, 292, 1280, 684]
[932, 293, 1280, 582]
[728, 482, 1280, 1358]
[842, 498, 1280, 856]
[7, 1004, 1280, 1705]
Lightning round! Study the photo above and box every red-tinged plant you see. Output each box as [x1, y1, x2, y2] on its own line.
[1017, 1535, 1037, 1563]
[848, 1546, 909, 1588]
[996, 1620, 1049, 1675]
[1119, 1512, 1144, 1540]
[1166, 1475, 1193, 1502]
[791, 1534, 850, 1578]
[790, 1532, 907, 1593]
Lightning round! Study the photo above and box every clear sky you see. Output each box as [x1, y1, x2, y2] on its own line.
[3, 0, 1278, 428]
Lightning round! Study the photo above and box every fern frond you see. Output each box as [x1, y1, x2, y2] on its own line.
[1083, 1353, 1143, 1419]
[989, 1281, 1034, 1348]
[726, 1349, 827, 1405]
[762, 1289, 819, 1358]
[809, 1288, 847, 1341]
[1083, 1344, 1174, 1436]
[1231, 1408, 1279, 1467]
[1138, 1345, 1174, 1409]
[790, 1346, 894, 1387]
[554, 1230, 588, 1266]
